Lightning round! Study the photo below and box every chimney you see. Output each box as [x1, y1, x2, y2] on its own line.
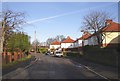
[105, 19, 112, 26]
[83, 31, 89, 35]
[67, 36, 70, 39]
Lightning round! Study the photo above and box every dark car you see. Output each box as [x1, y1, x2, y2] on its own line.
[45, 51, 50, 55]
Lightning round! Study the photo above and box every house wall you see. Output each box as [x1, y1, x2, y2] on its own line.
[61, 43, 74, 48]
[84, 40, 88, 46]
[87, 35, 98, 46]
[73, 41, 78, 47]
[74, 40, 82, 48]
[50, 45, 61, 49]
[102, 32, 120, 46]
[78, 40, 82, 47]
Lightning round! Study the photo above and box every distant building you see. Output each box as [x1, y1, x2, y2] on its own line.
[61, 36, 74, 48]
[74, 32, 91, 47]
[50, 41, 61, 50]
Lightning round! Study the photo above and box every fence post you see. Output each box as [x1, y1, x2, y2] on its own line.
[2, 52, 6, 64]
[14, 52, 18, 61]
[7, 52, 12, 63]
[21, 52, 24, 58]
[18, 52, 21, 59]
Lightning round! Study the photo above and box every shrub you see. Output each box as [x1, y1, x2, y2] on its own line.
[39, 48, 47, 54]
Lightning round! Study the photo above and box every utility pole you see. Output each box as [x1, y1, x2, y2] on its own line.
[34, 30, 36, 56]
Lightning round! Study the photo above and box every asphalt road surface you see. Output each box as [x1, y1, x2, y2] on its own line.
[8, 53, 110, 79]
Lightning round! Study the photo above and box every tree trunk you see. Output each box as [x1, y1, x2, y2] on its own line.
[96, 34, 101, 47]
[0, 37, 4, 54]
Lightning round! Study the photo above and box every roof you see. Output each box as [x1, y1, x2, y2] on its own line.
[51, 41, 61, 45]
[102, 21, 120, 32]
[84, 20, 120, 40]
[61, 36, 74, 43]
[75, 32, 91, 41]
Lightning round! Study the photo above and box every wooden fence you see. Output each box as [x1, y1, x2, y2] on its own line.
[2, 51, 25, 64]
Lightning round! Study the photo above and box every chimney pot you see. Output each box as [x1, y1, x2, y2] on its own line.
[105, 19, 112, 26]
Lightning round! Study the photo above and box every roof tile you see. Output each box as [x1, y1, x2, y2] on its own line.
[62, 36, 74, 43]
[51, 41, 61, 45]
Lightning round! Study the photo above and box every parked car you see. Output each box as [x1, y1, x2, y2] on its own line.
[54, 51, 63, 57]
[45, 51, 50, 55]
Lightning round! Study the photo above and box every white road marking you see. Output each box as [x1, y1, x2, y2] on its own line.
[83, 65, 110, 81]
[72, 60, 110, 81]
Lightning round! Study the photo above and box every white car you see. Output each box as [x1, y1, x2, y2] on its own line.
[54, 51, 63, 57]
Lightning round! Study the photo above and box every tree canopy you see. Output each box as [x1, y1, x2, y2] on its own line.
[6, 32, 31, 52]
[0, 9, 26, 53]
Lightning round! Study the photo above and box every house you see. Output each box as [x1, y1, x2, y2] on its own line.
[49, 41, 61, 50]
[74, 32, 91, 47]
[61, 36, 74, 49]
[87, 19, 120, 47]
[73, 38, 82, 48]
[87, 33, 99, 46]
[101, 20, 120, 47]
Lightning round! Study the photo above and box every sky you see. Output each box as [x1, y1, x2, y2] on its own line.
[2, 2, 118, 43]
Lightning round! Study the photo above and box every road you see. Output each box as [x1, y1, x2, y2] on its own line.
[8, 53, 109, 79]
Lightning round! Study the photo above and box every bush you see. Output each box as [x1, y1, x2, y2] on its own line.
[39, 48, 47, 54]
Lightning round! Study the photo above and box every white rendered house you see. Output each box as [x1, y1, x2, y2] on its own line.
[50, 41, 61, 49]
[61, 36, 74, 49]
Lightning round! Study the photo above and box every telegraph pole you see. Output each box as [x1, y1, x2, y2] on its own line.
[34, 30, 36, 56]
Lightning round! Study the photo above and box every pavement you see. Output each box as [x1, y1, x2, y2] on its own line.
[65, 56, 119, 79]
[1, 53, 119, 80]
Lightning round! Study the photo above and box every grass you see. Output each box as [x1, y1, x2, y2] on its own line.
[2, 55, 32, 68]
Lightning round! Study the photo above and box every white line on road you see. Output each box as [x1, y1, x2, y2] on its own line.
[81, 64, 111, 81]
[73, 60, 111, 81]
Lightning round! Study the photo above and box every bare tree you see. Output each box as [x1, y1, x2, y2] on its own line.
[46, 35, 65, 46]
[0, 9, 26, 53]
[46, 38, 54, 46]
[55, 35, 65, 42]
[82, 11, 111, 46]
